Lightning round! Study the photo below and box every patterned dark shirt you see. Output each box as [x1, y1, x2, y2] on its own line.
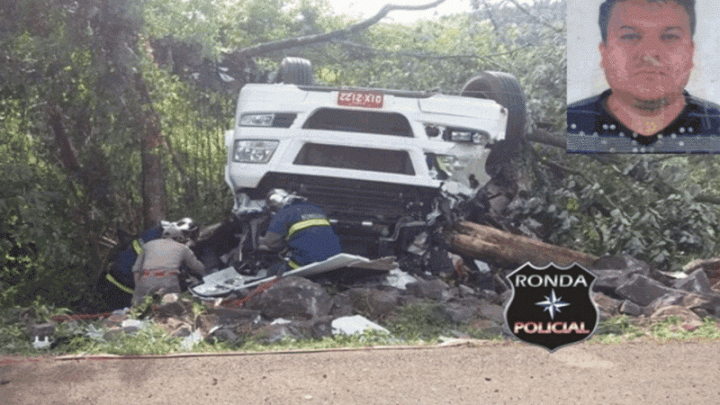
[567, 90, 720, 153]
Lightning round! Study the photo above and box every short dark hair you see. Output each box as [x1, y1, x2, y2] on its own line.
[599, 0, 696, 43]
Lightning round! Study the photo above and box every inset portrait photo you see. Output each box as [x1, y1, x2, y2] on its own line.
[567, 0, 720, 153]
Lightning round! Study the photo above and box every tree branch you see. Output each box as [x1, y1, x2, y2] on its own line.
[504, 0, 564, 33]
[526, 129, 566, 149]
[334, 39, 528, 63]
[227, 0, 446, 60]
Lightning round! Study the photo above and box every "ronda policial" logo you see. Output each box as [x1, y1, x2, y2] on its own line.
[504, 263, 599, 352]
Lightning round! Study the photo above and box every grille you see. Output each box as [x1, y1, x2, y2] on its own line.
[293, 143, 415, 175]
[256, 173, 437, 223]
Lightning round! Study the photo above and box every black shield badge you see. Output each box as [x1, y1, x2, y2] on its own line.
[504, 262, 599, 352]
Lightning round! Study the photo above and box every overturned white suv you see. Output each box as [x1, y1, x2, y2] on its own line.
[225, 58, 526, 258]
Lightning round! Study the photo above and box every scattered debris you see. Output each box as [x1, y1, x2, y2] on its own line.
[190, 254, 393, 299]
[179, 330, 204, 351]
[23, 251, 720, 351]
[331, 315, 390, 336]
[383, 269, 418, 290]
[32, 336, 51, 350]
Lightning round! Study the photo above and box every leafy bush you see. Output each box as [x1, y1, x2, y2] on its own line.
[0, 160, 98, 308]
[511, 153, 720, 271]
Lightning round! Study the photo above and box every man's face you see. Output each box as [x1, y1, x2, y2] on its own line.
[600, 0, 694, 104]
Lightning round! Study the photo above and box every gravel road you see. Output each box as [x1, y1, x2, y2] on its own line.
[2, 340, 719, 404]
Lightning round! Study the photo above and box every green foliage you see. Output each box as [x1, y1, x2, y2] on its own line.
[142, 62, 234, 223]
[383, 302, 453, 342]
[590, 315, 720, 345]
[0, 303, 71, 354]
[0, 158, 95, 307]
[590, 315, 646, 344]
[79, 323, 183, 356]
[463, 325, 505, 341]
[3, 306, 720, 356]
[649, 316, 720, 342]
[0, 0, 151, 308]
[232, 329, 399, 353]
[0, 308, 36, 354]
[518, 153, 720, 271]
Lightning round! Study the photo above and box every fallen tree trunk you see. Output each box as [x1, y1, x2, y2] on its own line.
[448, 222, 598, 269]
[525, 129, 566, 149]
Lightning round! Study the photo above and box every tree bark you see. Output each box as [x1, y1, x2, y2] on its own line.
[526, 129, 566, 149]
[135, 73, 167, 228]
[47, 104, 82, 173]
[46, 104, 107, 277]
[448, 222, 598, 269]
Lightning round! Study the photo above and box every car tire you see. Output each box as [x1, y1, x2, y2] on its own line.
[461, 72, 527, 159]
[276, 57, 314, 85]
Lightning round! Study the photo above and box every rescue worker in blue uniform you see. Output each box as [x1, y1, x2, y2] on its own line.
[258, 189, 342, 276]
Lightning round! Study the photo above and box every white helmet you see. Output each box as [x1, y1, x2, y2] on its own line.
[161, 217, 199, 243]
[266, 188, 303, 211]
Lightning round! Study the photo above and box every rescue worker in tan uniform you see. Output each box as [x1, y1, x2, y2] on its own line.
[131, 220, 206, 305]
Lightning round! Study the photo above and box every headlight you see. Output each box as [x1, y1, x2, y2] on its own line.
[472, 132, 489, 144]
[447, 129, 490, 144]
[233, 140, 278, 163]
[435, 155, 464, 174]
[239, 113, 296, 128]
[239, 114, 274, 127]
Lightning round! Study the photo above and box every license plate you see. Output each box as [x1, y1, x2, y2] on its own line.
[337, 90, 384, 108]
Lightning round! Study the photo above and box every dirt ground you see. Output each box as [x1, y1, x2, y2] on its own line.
[2, 339, 719, 405]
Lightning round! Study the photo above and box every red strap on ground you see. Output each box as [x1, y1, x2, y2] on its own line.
[222, 278, 281, 308]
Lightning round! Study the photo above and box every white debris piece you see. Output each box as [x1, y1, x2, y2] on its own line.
[441, 180, 475, 198]
[202, 266, 244, 285]
[121, 319, 149, 333]
[179, 330, 204, 351]
[84, 324, 107, 341]
[271, 318, 291, 325]
[658, 270, 688, 279]
[475, 259, 491, 274]
[32, 336, 51, 350]
[383, 268, 418, 290]
[331, 315, 390, 336]
[192, 266, 250, 297]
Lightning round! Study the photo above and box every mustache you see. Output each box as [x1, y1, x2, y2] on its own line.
[641, 55, 661, 67]
[633, 55, 666, 73]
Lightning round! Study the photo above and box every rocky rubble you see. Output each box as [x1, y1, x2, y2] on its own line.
[165, 271, 506, 345]
[129, 254, 720, 341]
[589, 255, 720, 328]
[17, 253, 720, 351]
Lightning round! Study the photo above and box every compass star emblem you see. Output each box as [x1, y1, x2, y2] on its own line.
[535, 289, 570, 320]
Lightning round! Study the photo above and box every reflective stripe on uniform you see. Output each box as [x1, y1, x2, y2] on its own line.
[286, 218, 332, 240]
[140, 269, 180, 278]
[288, 259, 300, 269]
[105, 273, 134, 295]
[132, 239, 143, 255]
